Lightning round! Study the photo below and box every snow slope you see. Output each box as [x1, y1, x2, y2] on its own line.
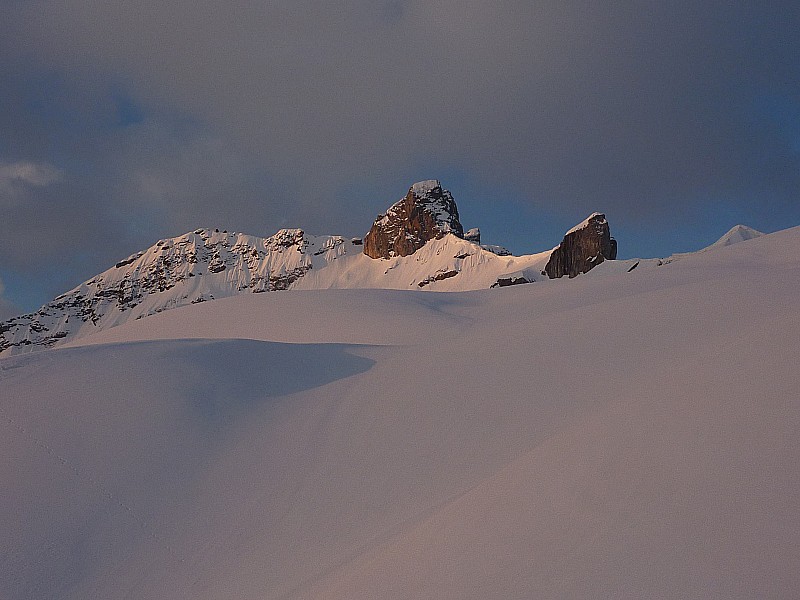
[706, 223, 764, 248]
[2, 225, 799, 599]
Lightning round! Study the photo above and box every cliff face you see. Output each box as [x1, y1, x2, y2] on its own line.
[544, 213, 617, 279]
[363, 180, 464, 259]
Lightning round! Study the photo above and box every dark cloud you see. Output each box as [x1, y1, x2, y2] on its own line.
[1, 1, 799, 306]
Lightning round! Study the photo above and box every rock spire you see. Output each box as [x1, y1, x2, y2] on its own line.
[363, 180, 464, 259]
[544, 213, 617, 278]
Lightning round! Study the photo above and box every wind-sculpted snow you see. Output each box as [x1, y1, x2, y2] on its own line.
[0, 338, 373, 599]
[2, 224, 799, 599]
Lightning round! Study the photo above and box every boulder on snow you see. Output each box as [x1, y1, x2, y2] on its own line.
[363, 180, 464, 259]
[544, 213, 617, 279]
[491, 273, 531, 288]
[417, 269, 460, 288]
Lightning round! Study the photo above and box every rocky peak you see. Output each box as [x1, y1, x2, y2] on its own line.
[264, 228, 306, 252]
[363, 180, 464, 259]
[464, 228, 481, 244]
[544, 213, 617, 279]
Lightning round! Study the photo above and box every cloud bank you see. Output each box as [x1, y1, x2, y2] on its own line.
[0, 161, 63, 189]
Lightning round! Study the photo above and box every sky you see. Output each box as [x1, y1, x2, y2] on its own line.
[1, 1, 799, 317]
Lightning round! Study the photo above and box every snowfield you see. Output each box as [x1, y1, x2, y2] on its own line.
[1, 225, 798, 599]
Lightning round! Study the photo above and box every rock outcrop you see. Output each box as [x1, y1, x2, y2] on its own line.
[482, 244, 512, 257]
[544, 213, 617, 279]
[363, 180, 464, 259]
[491, 273, 531, 288]
[464, 228, 481, 244]
[417, 268, 460, 288]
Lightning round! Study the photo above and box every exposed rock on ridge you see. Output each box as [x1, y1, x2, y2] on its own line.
[363, 180, 464, 259]
[0, 228, 348, 354]
[464, 228, 481, 244]
[545, 213, 617, 279]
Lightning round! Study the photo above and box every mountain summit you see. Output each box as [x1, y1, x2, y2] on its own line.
[363, 180, 465, 259]
[707, 224, 763, 249]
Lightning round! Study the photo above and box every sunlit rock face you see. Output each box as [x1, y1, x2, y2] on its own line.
[363, 180, 464, 259]
[0, 228, 346, 355]
[545, 213, 617, 279]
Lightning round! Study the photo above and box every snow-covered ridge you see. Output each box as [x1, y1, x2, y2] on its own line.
[0, 225, 553, 354]
[0, 171, 767, 356]
[577, 220, 767, 277]
[0, 228, 347, 353]
[707, 224, 763, 248]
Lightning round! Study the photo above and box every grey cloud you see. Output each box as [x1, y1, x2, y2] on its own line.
[0, 161, 64, 190]
[0, 119, 279, 278]
[7, 3, 800, 202]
